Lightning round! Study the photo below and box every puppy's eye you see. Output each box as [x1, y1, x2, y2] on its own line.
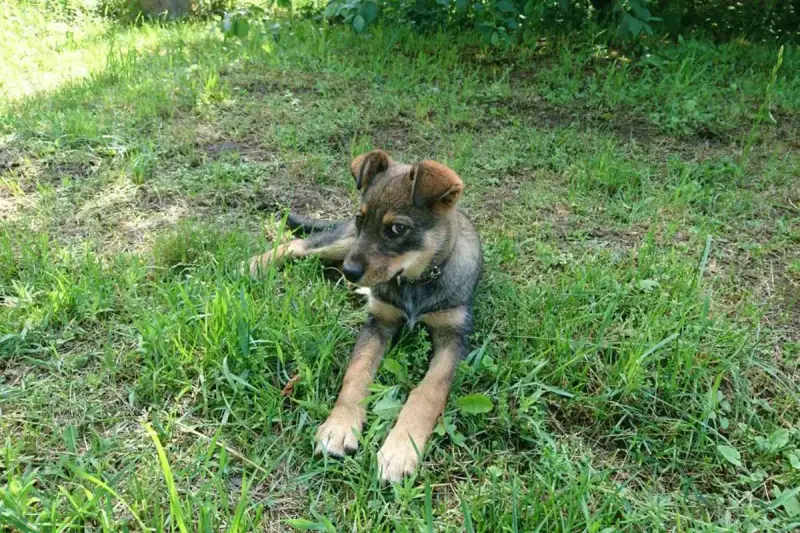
[388, 223, 407, 237]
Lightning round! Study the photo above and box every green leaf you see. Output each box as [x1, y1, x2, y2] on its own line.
[456, 393, 494, 414]
[373, 394, 402, 421]
[145, 424, 189, 533]
[450, 429, 466, 446]
[771, 487, 800, 518]
[767, 429, 791, 452]
[542, 385, 574, 398]
[717, 444, 742, 467]
[455, 0, 469, 12]
[77, 470, 148, 531]
[323, 3, 339, 17]
[495, 0, 516, 14]
[630, 3, 651, 21]
[620, 13, 645, 37]
[523, 0, 535, 16]
[285, 518, 334, 531]
[382, 359, 407, 382]
[784, 495, 800, 518]
[222, 356, 257, 393]
[233, 18, 250, 39]
[63, 424, 77, 454]
[352, 15, 365, 33]
[638, 279, 660, 292]
[788, 452, 800, 470]
[237, 316, 250, 358]
[486, 465, 503, 477]
[490, 31, 500, 46]
[360, 1, 379, 24]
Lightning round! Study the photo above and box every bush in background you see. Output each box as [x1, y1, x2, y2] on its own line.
[321, 0, 799, 44]
[11, 0, 797, 43]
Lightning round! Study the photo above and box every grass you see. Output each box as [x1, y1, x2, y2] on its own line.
[1, 2, 799, 530]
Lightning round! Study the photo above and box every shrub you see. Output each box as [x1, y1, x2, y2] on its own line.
[319, 0, 800, 43]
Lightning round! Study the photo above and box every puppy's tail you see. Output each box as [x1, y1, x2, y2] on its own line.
[284, 212, 340, 234]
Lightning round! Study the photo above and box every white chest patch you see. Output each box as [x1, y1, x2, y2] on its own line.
[355, 287, 372, 298]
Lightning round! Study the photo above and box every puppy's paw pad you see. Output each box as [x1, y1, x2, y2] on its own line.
[377, 434, 421, 484]
[314, 410, 363, 457]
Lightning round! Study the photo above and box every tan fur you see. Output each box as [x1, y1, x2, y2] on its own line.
[377, 344, 459, 482]
[315, 333, 392, 457]
[333, 336, 384, 407]
[421, 306, 468, 329]
[377, 306, 468, 480]
[356, 237, 442, 287]
[368, 297, 407, 324]
[410, 160, 464, 212]
[248, 239, 306, 275]
[356, 254, 397, 287]
[394, 229, 447, 279]
[314, 237, 355, 260]
[248, 237, 354, 278]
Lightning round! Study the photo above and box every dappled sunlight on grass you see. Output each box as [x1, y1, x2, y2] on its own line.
[0, 5, 250, 107]
[1, 7, 111, 102]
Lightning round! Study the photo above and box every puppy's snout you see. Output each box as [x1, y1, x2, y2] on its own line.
[342, 260, 364, 283]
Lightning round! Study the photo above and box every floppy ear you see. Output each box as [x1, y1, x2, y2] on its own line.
[409, 160, 464, 211]
[350, 150, 391, 191]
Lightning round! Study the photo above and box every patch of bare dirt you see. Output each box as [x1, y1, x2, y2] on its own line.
[254, 181, 352, 221]
[192, 117, 278, 164]
[504, 95, 766, 162]
[232, 71, 322, 95]
[371, 118, 412, 151]
[0, 195, 33, 222]
[55, 180, 192, 253]
[203, 139, 275, 162]
[611, 116, 660, 144]
[0, 146, 23, 173]
[43, 158, 99, 179]
[469, 186, 520, 226]
[324, 118, 412, 154]
[511, 98, 574, 128]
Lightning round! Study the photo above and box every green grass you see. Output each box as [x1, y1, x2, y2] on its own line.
[2, 2, 800, 531]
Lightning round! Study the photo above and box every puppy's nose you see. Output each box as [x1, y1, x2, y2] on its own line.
[342, 261, 364, 283]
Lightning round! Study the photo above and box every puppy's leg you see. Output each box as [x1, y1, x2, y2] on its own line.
[315, 312, 402, 456]
[248, 220, 355, 277]
[377, 306, 470, 483]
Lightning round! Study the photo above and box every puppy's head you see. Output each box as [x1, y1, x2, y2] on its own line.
[342, 149, 463, 287]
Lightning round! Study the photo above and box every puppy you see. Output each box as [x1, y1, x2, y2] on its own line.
[249, 150, 482, 483]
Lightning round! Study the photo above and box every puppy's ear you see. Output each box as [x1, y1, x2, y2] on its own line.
[410, 160, 463, 212]
[351, 150, 391, 191]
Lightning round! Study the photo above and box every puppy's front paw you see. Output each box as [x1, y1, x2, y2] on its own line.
[314, 406, 364, 457]
[377, 431, 422, 484]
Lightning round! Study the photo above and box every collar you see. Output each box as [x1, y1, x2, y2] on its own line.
[396, 238, 454, 286]
[396, 223, 459, 286]
[396, 260, 444, 286]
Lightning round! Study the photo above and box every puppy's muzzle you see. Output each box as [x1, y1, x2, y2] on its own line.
[342, 260, 364, 283]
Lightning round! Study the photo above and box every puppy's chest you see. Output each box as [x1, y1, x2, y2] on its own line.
[371, 284, 436, 326]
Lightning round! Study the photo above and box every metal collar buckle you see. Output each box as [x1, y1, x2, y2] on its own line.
[398, 264, 442, 286]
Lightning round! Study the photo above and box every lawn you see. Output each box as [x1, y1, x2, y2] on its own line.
[1, 3, 799, 531]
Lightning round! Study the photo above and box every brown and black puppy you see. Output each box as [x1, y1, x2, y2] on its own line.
[248, 150, 482, 483]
